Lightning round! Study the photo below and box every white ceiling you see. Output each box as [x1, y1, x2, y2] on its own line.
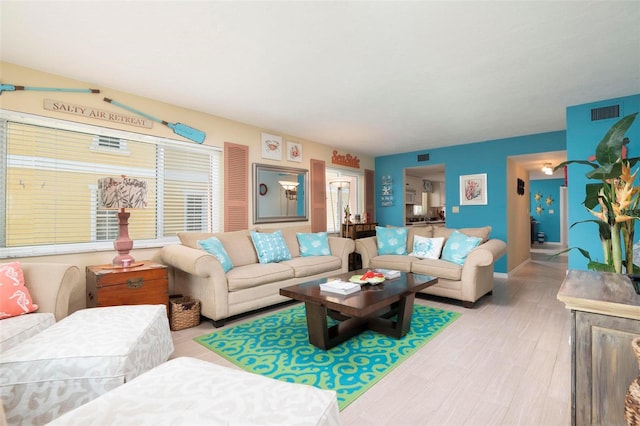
[1, 1, 639, 171]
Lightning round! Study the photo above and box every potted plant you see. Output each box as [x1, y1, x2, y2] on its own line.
[556, 112, 639, 274]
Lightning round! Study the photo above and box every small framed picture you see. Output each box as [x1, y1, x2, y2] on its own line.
[459, 173, 488, 205]
[261, 133, 282, 160]
[287, 141, 302, 162]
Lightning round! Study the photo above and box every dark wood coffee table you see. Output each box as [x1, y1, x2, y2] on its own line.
[279, 269, 438, 349]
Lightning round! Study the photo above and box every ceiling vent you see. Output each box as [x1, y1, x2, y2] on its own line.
[591, 105, 620, 121]
[417, 153, 429, 162]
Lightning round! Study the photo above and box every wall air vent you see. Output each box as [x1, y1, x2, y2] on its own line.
[591, 105, 620, 121]
[417, 153, 429, 162]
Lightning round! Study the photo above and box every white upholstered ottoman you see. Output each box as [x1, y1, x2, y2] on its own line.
[50, 357, 341, 426]
[0, 313, 56, 352]
[0, 304, 174, 425]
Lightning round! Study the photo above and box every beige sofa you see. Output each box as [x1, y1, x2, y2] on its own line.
[159, 226, 355, 326]
[355, 226, 506, 308]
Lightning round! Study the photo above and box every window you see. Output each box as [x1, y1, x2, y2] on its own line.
[325, 168, 362, 234]
[184, 193, 208, 232]
[0, 110, 222, 257]
[88, 184, 119, 241]
[96, 209, 119, 240]
[89, 134, 131, 156]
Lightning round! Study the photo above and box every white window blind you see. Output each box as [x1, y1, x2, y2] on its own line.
[0, 111, 221, 257]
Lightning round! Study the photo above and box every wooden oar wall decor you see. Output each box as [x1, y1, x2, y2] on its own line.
[0, 84, 100, 94]
[0, 83, 206, 144]
[103, 98, 206, 144]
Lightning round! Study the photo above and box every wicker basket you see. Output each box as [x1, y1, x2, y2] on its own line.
[169, 296, 201, 331]
[626, 338, 640, 425]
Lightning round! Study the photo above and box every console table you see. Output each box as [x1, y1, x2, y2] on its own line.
[557, 270, 640, 426]
[341, 222, 377, 240]
[341, 222, 377, 270]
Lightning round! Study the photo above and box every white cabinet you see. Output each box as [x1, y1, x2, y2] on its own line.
[421, 192, 429, 211]
[405, 190, 417, 204]
[405, 176, 422, 204]
[429, 182, 445, 207]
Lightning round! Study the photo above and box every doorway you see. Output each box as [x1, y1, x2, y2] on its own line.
[404, 164, 446, 225]
[508, 151, 568, 272]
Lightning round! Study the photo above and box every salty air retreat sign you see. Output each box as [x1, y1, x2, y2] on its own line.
[44, 99, 153, 129]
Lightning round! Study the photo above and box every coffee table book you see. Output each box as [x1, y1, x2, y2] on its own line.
[319, 280, 361, 295]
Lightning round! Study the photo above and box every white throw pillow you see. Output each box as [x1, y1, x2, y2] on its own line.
[408, 235, 445, 259]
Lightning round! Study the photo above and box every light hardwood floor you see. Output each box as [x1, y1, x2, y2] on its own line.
[170, 249, 571, 426]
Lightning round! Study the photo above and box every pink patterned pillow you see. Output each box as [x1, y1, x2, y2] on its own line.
[0, 262, 38, 319]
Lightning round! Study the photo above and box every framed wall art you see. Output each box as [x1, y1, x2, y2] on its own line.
[286, 141, 302, 162]
[459, 173, 487, 205]
[261, 132, 282, 160]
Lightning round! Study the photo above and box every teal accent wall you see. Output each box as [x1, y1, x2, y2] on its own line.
[530, 179, 564, 243]
[566, 94, 640, 270]
[375, 131, 566, 274]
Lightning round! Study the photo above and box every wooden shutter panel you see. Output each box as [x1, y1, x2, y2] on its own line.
[224, 142, 248, 231]
[365, 168, 375, 222]
[310, 158, 327, 232]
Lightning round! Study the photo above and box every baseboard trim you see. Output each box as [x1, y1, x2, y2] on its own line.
[507, 258, 530, 277]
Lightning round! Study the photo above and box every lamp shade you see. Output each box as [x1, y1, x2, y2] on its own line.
[98, 177, 148, 210]
[278, 180, 299, 191]
[329, 178, 350, 190]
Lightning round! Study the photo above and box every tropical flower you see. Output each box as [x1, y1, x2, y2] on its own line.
[556, 112, 639, 274]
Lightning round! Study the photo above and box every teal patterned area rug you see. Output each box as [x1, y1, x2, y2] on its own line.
[195, 304, 460, 410]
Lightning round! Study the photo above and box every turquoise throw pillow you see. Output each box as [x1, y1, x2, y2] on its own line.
[440, 230, 482, 265]
[250, 230, 292, 264]
[198, 237, 234, 272]
[376, 226, 408, 255]
[296, 232, 331, 256]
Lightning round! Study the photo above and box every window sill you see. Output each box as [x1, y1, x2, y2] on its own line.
[0, 237, 179, 259]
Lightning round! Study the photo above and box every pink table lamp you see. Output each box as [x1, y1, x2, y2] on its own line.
[97, 176, 148, 266]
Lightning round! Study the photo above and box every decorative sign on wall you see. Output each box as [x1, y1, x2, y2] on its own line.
[331, 150, 360, 169]
[380, 175, 393, 206]
[517, 178, 525, 195]
[44, 99, 153, 129]
[104, 98, 205, 144]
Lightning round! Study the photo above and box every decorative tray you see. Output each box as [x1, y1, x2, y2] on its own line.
[349, 274, 385, 285]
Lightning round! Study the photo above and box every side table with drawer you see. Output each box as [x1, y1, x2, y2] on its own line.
[86, 261, 169, 314]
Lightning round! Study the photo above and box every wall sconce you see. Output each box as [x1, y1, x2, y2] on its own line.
[279, 180, 299, 200]
[541, 163, 553, 175]
[98, 176, 148, 266]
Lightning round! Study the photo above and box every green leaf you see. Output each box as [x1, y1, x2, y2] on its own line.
[548, 246, 593, 261]
[587, 261, 616, 272]
[621, 208, 640, 220]
[553, 159, 597, 171]
[594, 113, 638, 166]
[584, 183, 603, 209]
[585, 162, 624, 180]
[569, 218, 611, 239]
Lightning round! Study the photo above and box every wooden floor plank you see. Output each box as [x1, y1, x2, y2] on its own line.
[170, 253, 571, 426]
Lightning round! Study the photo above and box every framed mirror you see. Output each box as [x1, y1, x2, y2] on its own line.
[253, 163, 308, 224]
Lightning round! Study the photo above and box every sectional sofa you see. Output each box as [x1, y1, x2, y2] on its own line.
[0, 263, 82, 352]
[0, 261, 340, 425]
[355, 225, 506, 308]
[159, 226, 355, 326]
